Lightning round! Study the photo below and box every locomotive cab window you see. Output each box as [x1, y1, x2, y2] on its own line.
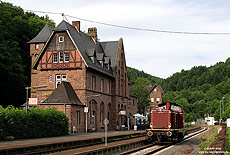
[158, 105, 166, 109]
[171, 105, 180, 112]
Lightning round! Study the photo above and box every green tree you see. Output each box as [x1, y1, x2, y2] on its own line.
[0, 2, 55, 107]
[130, 78, 150, 113]
[127, 66, 162, 85]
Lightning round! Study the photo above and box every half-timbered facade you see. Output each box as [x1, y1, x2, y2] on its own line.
[29, 20, 137, 133]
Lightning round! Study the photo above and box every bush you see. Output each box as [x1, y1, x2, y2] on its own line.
[0, 106, 69, 140]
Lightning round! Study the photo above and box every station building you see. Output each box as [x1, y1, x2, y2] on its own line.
[28, 20, 137, 133]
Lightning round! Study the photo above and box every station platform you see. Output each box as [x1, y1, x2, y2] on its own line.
[0, 130, 145, 154]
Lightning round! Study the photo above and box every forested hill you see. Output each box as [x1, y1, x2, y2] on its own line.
[127, 66, 162, 85]
[161, 58, 230, 92]
[161, 57, 230, 122]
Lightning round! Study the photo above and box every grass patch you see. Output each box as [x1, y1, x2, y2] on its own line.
[227, 127, 230, 152]
[199, 125, 221, 152]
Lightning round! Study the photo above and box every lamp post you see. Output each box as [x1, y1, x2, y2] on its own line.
[222, 97, 225, 112]
[85, 94, 101, 133]
[220, 100, 222, 124]
[219, 97, 225, 124]
[25, 85, 47, 111]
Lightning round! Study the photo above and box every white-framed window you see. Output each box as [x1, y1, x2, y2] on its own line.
[154, 88, 157, 93]
[59, 36, 64, 42]
[64, 53, 69, 62]
[100, 79, 104, 92]
[59, 51, 63, 62]
[156, 97, 160, 103]
[53, 53, 58, 63]
[56, 75, 61, 88]
[49, 75, 52, 82]
[35, 44, 39, 49]
[151, 98, 154, 103]
[62, 75, 67, 81]
[56, 75, 67, 88]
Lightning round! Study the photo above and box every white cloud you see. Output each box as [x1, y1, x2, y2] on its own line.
[4, 0, 230, 78]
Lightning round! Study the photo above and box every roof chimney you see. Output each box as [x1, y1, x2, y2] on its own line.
[88, 27, 97, 42]
[72, 21, 80, 32]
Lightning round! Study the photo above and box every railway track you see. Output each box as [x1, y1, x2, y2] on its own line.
[0, 131, 145, 155]
[0, 127, 202, 155]
[121, 127, 207, 155]
[51, 126, 203, 155]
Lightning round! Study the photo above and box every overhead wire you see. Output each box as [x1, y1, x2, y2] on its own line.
[11, 8, 230, 36]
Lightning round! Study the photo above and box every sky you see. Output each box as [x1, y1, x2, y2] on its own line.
[4, 0, 230, 79]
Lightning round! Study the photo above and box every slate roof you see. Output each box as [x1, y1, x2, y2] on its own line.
[41, 81, 84, 105]
[100, 41, 119, 69]
[28, 24, 53, 43]
[33, 20, 118, 77]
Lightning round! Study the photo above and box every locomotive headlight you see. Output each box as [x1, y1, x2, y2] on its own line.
[168, 123, 171, 129]
[150, 123, 153, 128]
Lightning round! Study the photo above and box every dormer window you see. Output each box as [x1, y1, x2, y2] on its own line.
[59, 36, 64, 42]
[99, 61, 103, 67]
[90, 57, 95, 63]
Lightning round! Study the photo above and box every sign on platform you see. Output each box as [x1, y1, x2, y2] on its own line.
[119, 111, 126, 115]
[29, 98, 37, 105]
[103, 118, 109, 125]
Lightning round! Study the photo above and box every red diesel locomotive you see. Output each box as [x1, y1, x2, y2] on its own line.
[146, 102, 187, 142]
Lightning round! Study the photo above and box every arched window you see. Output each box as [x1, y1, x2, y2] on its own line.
[100, 102, 104, 124]
[108, 103, 111, 122]
[100, 79, 104, 92]
[89, 100, 97, 127]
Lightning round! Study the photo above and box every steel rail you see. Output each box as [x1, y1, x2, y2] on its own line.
[122, 127, 207, 155]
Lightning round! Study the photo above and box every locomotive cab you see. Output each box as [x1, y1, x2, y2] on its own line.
[146, 102, 186, 142]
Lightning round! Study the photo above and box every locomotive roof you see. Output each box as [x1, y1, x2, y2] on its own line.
[158, 102, 182, 107]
